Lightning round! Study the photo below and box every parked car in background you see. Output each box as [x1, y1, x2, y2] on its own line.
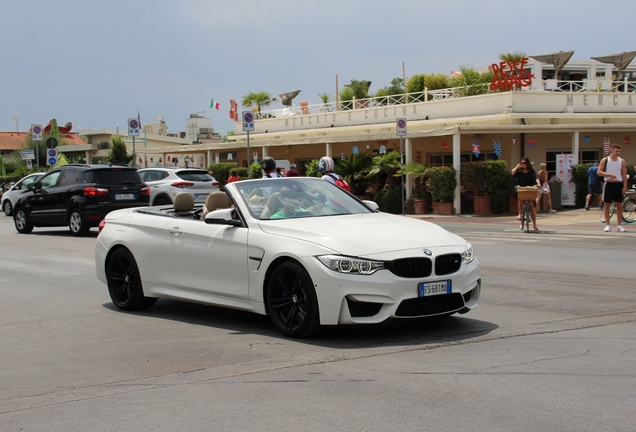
[138, 167, 219, 205]
[95, 177, 481, 338]
[13, 164, 149, 236]
[2, 173, 44, 216]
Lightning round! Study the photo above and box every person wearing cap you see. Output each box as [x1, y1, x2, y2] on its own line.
[585, 159, 602, 210]
[285, 164, 300, 177]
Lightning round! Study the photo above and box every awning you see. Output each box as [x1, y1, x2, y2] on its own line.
[530, 50, 575, 71]
[591, 51, 636, 71]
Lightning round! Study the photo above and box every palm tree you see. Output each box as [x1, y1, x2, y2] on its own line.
[241, 92, 278, 117]
[399, 162, 429, 198]
[334, 151, 374, 195]
[449, 65, 491, 96]
[367, 151, 401, 188]
[499, 52, 527, 62]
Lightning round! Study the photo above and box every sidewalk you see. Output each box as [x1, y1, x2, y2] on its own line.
[408, 206, 635, 234]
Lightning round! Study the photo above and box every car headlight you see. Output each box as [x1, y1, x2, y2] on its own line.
[461, 243, 475, 264]
[317, 255, 385, 275]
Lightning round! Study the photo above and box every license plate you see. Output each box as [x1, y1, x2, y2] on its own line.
[195, 194, 208, 200]
[418, 280, 451, 297]
[114, 193, 135, 200]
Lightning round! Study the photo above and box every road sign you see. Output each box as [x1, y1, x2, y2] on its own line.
[128, 118, 141, 136]
[243, 111, 254, 131]
[26, 159, 33, 169]
[46, 137, 58, 149]
[21, 150, 35, 160]
[47, 148, 58, 166]
[396, 118, 407, 136]
[32, 124, 43, 141]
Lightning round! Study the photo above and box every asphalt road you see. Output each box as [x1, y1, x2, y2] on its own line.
[0, 209, 634, 431]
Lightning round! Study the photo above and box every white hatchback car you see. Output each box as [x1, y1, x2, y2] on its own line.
[2, 173, 44, 216]
[138, 168, 219, 206]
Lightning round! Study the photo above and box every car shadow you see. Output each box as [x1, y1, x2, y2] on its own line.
[101, 299, 497, 349]
[22, 229, 99, 238]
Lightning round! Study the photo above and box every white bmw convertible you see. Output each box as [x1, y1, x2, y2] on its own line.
[96, 177, 481, 337]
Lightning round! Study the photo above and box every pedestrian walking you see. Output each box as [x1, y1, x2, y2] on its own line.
[536, 163, 556, 213]
[598, 144, 628, 232]
[585, 160, 602, 210]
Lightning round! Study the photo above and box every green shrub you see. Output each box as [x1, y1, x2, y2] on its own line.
[207, 162, 237, 186]
[426, 166, 457, 202]
[572, 163, 592, 208]
[381, 186, 403, 214]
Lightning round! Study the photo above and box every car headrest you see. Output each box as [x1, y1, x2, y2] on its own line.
[173, 192, 194, 213]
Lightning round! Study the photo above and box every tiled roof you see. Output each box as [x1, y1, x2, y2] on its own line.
[0, 132, 86, 151]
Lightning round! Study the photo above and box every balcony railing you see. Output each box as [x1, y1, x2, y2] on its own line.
[254, 79, 636, 119]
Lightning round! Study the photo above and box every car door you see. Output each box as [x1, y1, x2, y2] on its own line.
[27, 170, 64, 225]
[161, 216, 249, 299]
[139, 170, 169, 203]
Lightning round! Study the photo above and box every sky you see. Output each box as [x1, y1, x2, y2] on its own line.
[2, 0, 635, 137]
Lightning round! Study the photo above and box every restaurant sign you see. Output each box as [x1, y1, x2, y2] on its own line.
[490, 57, 534, 91]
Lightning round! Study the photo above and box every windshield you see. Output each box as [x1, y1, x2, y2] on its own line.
[234, 177, 373, 220]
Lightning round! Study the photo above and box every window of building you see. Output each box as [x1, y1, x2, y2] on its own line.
[428, 152, 497, 166]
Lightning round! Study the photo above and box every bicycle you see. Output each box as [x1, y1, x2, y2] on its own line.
[600, 184, 635, 224]
[517, 186, 538, 233]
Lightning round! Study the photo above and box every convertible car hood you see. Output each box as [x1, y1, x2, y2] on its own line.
[258, 213, 464, 256]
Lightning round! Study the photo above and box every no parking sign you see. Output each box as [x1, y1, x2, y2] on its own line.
[47, 148, 58, 166]
[128, 118, 141, 136]
[396, 118, 407, 136]
[243, 111, 254, 131]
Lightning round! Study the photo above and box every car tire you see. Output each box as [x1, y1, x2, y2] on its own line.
[267, 261, 320, 338]
[154, 196, 171, 205]
[14, 208, 33, 234]
[106, 248, 157, 311]
[3, 200, 13, 216]
[69, 209, 90, 237]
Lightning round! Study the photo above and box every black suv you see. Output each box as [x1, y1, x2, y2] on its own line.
[13, 164, 149, 236]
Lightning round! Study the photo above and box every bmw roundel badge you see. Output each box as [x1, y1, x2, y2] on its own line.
[423, 249, 433, 256]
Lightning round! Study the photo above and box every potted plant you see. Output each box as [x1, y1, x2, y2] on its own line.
[461, 161, 491, 215]
[484, 160, 516, 214]
[426, 166, 457, 215]
[400, 162, 430, 214]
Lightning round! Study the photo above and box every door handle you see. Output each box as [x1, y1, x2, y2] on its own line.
[167, 227, 182, 235]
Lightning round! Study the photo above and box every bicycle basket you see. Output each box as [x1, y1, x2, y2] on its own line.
[517, 186, 539, 201]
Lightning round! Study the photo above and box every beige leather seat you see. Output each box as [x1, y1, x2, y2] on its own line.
[200, 191, 231, 219]
[173, 192, 195, 215]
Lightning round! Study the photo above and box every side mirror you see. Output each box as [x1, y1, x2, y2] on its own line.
[28, 182, 38, 191]
[362, 200, 379, 212]
[204, 208, 242, 227]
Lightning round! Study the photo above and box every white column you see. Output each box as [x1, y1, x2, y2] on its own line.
[207, 150, 213, 167]
[162, 152, 167, 167]
[325, 143, 332, 158]
[405, 138, 412, 199]
[453, 131, 461, 215]
[86, 150, 91, 164]
[262, 147, 268, 159]
[572, 131, 579, 165]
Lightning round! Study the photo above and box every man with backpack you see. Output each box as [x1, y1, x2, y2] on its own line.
[318, 156, 351, 192]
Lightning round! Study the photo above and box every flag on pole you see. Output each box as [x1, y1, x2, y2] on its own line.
[210, 99, 220, 110]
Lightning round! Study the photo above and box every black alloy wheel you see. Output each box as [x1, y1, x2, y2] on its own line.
[267, 261, 319, 338]
[106, 248, 157, 311]
[14, 208, 33, 234]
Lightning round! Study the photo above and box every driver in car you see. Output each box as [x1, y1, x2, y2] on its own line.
[270, 189, 309, 219]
